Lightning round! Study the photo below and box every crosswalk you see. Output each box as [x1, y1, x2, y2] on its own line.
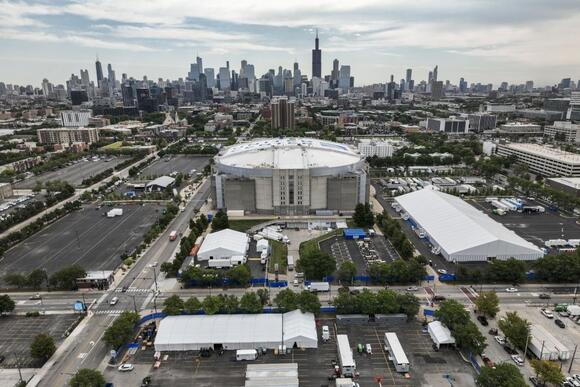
[114, 287, 152, 294]
[93, 309, 124, 315]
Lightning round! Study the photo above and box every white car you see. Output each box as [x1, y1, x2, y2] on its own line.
[118, 363, 134, 372]
[540, 308, 554, 319]
[566, 377, 580, 387]
[109, 297, 119, 306]
[406, 286, 419, 292]
[494, 336, 506, 345]
[150, 261, 158, 267]
[505, 287, 518, 293]
[437, 269, 447, 275]
[511, 355, 523, 366]
[293, 279, 299, 287]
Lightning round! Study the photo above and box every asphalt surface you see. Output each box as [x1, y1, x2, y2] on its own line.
[38, 178, 211, 387]
[15, 157, 128, 189]
[140, 155, 210, 178]
[0, 203, 161, 284]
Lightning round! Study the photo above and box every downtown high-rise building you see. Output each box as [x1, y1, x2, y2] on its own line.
[311, 30, 321, 79]
[204, 68, 215, 88]
[271, 96, 295, 130]
[338, 65, 350, 93]
[95, 58, 103, 88]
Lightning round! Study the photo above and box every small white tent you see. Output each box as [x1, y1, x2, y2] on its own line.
[428, 321, 455, 349]
[282, 310, 318, 349]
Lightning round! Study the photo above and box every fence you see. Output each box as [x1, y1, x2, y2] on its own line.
[438, 273, 456, 282]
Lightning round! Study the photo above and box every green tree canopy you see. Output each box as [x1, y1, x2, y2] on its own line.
[211, 209, 229, 231]
[337, 261, 356, 283]
[103, 311, 139, 349]
[530, 359, 565, 386]
[240, 292, 263, 313]
[296, 290, 321, 314]
[30, 333, 56, 362]
[435, 300, 470, 330]
[476, 363, 527, 387]
[226, 264, 251, 285]
[498, 312, 530, 351]
[163, 295, 184, 316]
[274, 289, 298, 311]
[0, 294, 15, 315]
[474, 291, 500, 318]
[202, 295, 223, 315]
[69, 368, 106, 387]
[296, 250, 336, 280]
[183, 296, 201, 314]
[49, 265, 86, 290]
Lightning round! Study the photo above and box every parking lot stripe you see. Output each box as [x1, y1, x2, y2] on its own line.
[373, 328, 395, 383]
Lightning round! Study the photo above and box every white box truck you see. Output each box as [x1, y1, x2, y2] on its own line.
[336, 335, 356, 377]
[307, 282, 330, 292]
[235, 349, 258, 361]
[107, 208, 123, 218]
[287, 255, 294, 271]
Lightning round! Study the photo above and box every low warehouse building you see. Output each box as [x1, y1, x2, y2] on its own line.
[197, 228, 249, 261]
[395, 188, 544, 262]
[154, 310, 318, 351]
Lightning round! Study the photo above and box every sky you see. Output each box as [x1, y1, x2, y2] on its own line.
[1, 0, 580, 87]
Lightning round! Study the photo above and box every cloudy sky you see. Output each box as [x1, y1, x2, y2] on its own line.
[1, 0, 579, 87]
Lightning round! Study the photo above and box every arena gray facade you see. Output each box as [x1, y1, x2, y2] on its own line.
[213, 138, 368, 215]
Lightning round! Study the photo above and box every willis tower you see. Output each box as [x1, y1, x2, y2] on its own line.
[311, 29, 321, 79]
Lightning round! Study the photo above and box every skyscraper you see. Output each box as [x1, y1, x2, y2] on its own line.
[218, 67, 231, 90]
[338, 65, 351, 93]
[271, 97, 295, 130]
[405, 68, 412, 91]
[311, 29, 321, 79]
[95, 58, 103, 87]
[204, 68, 215, 88]
[433, 65, 438, 82]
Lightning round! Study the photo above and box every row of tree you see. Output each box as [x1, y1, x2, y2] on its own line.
[5, 264, 87, 291]
[366, 257, 427, 285]
[510, 175, 580, 211]
[435, 299, 487, 355]
[161, 214, 209, 278]
[179, 264, 252, 287]
[80, 168, 114, 187]
[333, 288, 420, 320]
[103, 311, 140, 349]
[375, 212, 414, 259]
[162, 291, 270, 315]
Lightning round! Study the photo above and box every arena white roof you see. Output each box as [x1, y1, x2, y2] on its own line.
[197, 228, 249, 261]
[154, 311, 317, 351]
[395, 188, 544, 261]
[217, 138, 362, 170]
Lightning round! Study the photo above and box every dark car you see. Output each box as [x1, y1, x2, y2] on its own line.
[528, 376, 544, 387]
[555, 319, 566, 328]
[141, 376, 152, 387]
[539, 293, 551, 300]
[433, 295, 446, 302]
[488, 328, 498, 335]
[503, 345, 518, 355]
[0, 355, 5, 364]
[477, 315, 489, 326]
[121, 286, 128, 292]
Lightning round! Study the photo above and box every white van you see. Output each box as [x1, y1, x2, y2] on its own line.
[235, 349, 258, 361]
[322, 325, 330, 342]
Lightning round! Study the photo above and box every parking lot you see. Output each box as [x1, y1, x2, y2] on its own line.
[0, 203, 162, 285]
[320, 234, 398, 278]
[140, 155, 210, 179]
[0, 314, 79, 368]
[106, 318, 475, 387]
[469, 198, 580, 248]
[15, 156, 128, 189]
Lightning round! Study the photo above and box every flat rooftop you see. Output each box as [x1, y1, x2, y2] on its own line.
[499, 143, 580, 164]
[547, 177, 580, 189]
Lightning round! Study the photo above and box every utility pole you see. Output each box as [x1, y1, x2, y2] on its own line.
[568, 344, 578, 373]
[523, 331, 531, 364]
[153, 267, 158, 292]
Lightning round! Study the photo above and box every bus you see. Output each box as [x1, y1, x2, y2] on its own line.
[336, 335, 356, 377]
[384, 332, 410, 373]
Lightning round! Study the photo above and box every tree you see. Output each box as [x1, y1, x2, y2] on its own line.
[474, 291, 500, 318]
[375, 289, 399, 314]
[435, 300, 470, 330]
[274, 289, 298, 311]
[202, 295, 222, 315]
[296, 250, 336, 280]
[103, 311, 139, 349]
[296, 290, 321, 314]
[355, 289, 379, 315]
[256, 288, 269, 306]
[49, 265, 86, 290]
[220, 294, 239, 314]
[476, 363, 527, 387]
[333, 290, 358, 314]
[183, 296, 201, 314]
[226, 264, 251, 285]
[0, 294, 15, 315]
[487, 258, 526, 284]
[240, 292, 263, 313]
[530, 359, 565, 386]
[27, 269, 46, 290]
[337, 261, 356, 283]
[211, 209, 229, 231]
[353, 203, 375, 228]
[4, 273, 28, 288]
[498, 312, 530, 351]
[396, 293, 420, 321]
[163, 295, 184, 315]
[69, 368, 106, 387]
[453, 322, 487, 355]
[30, 333, 56, 362]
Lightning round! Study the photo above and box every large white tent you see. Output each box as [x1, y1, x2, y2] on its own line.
[395, 188, 544, 262]
[197, 228, 249, 261]
[428, 321, 455, 349]
[154, 311, 317, 351]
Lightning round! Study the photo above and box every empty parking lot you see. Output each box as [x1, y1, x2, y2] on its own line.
[0, 314, 79, 368]
[140, 155, 210, 178]
[15, 156, 128, 189]
[0, 203, 162, 284]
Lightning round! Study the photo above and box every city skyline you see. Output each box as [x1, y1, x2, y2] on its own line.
[1, 0, 580, 86]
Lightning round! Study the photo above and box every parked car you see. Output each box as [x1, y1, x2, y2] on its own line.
[141, 376, 152, 386]
[505, 287, 518, 293]
[118, 364, 134, 372]
[503, 345, 518, 355]
[477, 315, 489, 326]
[406, 286, 419, 292]
[481, 354, 494, 369]
[488, 328, 498, 335]
[29, 294, 42, 300]
[539, 293, 551, 299]
[511, 354, 524, 366]
[555, 319, 566, 328]
[365, 344, 372, 355]
[559, 311, 570, 318]
[528, 376, 542, 386]
[540, 308, 554, 319]
[433, 295, 446, 302]
[437, 269, 447, 275]
[566, 377, 580, 387]
[573, 374, 580, 383]
[494, 336, 506, 345]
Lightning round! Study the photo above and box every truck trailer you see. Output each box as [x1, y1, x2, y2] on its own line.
[336, 335, 356, 377]
[528, 325, 570, 361]
[107, 208, 123, 218]
[306, 282, 330, 292]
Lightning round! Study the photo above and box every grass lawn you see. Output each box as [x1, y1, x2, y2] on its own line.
[268, 240, 288, 274]
[102, 141, 123, 150]
[228, 218, 275, 232]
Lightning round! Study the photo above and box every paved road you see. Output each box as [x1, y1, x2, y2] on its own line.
[36, 179, 210, 387]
